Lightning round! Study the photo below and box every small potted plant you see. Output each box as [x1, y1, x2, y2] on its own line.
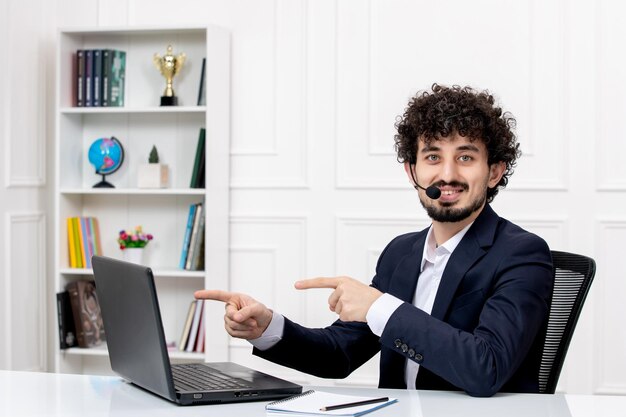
[118, 226, 154, 264]
[137, 145, 169, 188]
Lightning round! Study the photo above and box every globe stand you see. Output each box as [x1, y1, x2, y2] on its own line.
[93, 174, 115, 188]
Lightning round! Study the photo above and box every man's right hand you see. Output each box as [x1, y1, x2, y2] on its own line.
[194, 290, 273, 340]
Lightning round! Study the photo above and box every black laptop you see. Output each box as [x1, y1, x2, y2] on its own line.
[91, 255, 302, 406]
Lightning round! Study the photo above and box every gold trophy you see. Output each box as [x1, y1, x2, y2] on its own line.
[153, 45, 186, 106]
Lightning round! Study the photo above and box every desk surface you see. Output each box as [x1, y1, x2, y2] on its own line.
[1, 370, 624, 416]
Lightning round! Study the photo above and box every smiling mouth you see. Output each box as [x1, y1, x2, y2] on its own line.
[440, 189, 463, 196]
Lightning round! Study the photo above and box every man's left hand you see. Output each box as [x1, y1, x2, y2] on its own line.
[295, 276, 382, 322]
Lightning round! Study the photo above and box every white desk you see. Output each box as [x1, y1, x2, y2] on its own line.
[1, 370, 624, 416]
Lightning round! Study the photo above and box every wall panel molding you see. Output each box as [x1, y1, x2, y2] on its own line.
[4, 0, 46, 188]
[594, 219, 626, 394]
[230, 0, 309, 189]
[230, 213, 309, 323]
[595, 1, 626, 191]
[507, 217, 568, 251]
[4, 212, 46, 371]
[335, 214, 430, 278]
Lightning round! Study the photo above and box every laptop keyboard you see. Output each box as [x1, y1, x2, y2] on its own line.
[171, 364, 252, 392]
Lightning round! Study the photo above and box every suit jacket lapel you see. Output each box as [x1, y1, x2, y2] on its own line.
[430, 204, 499, 320]
[387, 232, 427, 303]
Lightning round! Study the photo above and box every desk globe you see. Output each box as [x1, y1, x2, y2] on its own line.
[88, 137, 124, 188]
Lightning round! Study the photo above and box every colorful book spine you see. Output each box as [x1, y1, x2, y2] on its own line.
[90, 217, 102, 256]
[178, 300, 197, 351]
[190, 213, 205, 271]
[190, 128, 206, 188]
[197, 57, 206, 106]
[185, 204, 203, 270]
[76, 217, 87, 268]
[57, 291, 77, 349]
[67, 218, 77, 268]
[179, 204, 197, 269]
[72, 217, 83, 268]
[76, 50, 85, 107]
[84, 50, 93, 107]
[185, 300, 203, 352]
[109, 50, 126, 107]
[92, 49, 102, 107]
[101, 49, 111, 107]
[80, 217, 93, 268]
[194, 301, 206, 352]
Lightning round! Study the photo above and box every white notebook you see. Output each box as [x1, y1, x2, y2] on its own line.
[265, 390, 397, 416]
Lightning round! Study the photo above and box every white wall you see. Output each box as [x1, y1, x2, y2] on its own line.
[1, 0, 624, 395]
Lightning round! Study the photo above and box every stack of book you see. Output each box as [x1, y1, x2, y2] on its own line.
[56, 280, 106, 349]
[179, 300, 206, 352]
[76, 49, 126, 107]
[66, 217, 102, 269]
[179, 203, 205, 270]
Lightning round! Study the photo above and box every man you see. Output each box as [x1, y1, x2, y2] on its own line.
[195, 84, 553, 397]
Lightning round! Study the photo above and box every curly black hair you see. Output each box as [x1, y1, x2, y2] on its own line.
[394, 84, 520, 202]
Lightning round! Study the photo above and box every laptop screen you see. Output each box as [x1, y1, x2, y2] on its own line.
[92, 256, 177, 401]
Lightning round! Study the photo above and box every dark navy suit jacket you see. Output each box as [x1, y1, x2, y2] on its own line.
[254, 204, 553, 397]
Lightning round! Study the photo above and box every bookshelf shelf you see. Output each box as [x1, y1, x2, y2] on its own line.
[60, 267, 205, 278]
[54, 25, 230, 375]
[63, 345, 206, 361]
[60, 106, 206, 114]
[60, 188, 206, 196]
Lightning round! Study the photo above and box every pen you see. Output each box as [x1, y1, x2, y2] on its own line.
[320, 396, 389, 411]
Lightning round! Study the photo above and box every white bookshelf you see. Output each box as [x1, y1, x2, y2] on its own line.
[53, 26, 230, 374]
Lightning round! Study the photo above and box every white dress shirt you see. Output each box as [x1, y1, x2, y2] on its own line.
[251, 222, 473, 389]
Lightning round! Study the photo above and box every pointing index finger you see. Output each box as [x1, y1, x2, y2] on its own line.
[194, 289, 235, 302]
[295, 277, 342, 290]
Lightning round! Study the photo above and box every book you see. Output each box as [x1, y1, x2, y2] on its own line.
[185, 204, 203, 270]
[196, 140, 206, 188]
[109, 50, 126, 107]
[71, 217, 83, 268]
[185, 300, 203, 352]
[197, 57, 206, 105]
[66, 280, 106, 348]
[266, 390, 397, 416]
[84, 49, 93, 107]
[76, 50, 85, 107]
[101, 49, 111, 106]
[194, 301, 206, 352]
[67, 217, 77, 268]
[190, 128, 206, 188]
[76, 217, 87, 268]
[92, 49, 103, 107]
[80, 217, 92, 268]
[179, 204, 197, 269]
[190, 220, 205, 271]
[178, 300, 197, 351]
[90, 217, 103, 256]
[56, 291, 78, 349]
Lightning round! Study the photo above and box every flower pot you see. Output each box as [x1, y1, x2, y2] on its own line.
[137, 163, 169, 188]
[122, 247, 144, 265]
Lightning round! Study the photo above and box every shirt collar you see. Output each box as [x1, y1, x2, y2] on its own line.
[420, 222, 474, 272]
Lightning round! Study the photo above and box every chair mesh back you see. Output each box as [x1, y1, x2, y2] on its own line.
[538, 251, 595, 393]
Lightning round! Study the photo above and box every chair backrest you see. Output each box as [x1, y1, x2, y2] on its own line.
[538, 250, 596, 393]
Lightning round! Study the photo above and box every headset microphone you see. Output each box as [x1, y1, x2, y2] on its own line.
[414, 183, 442, 200]
[409, 164, 442, 200]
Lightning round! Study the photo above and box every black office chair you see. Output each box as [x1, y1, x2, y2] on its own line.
[538, 250, 596, 393]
